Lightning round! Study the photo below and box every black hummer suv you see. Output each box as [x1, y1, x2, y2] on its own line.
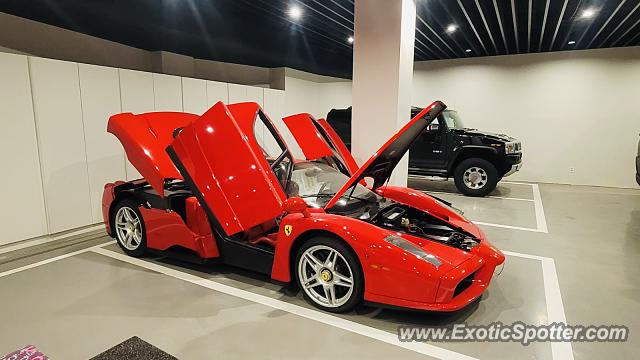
[326, 107, 523, 197]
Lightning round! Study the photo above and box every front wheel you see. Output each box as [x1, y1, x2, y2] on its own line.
[454, 158, 498, 197]
[295, 237, 363, 313]
[111, 199, 147, 257]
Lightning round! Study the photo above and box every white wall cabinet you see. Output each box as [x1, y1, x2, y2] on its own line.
[29, 57, 93, 233]
[78, 64, 126, 224]
[0, 53, 48, 245]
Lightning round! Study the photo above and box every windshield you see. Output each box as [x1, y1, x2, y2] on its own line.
[441, 110, 464, 130]
[287, 162, 381, 209]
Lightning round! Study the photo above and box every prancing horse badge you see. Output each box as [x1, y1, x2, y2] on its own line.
[284, 224, 293, 236]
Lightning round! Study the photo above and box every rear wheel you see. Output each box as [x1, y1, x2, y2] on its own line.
[295, 237, 363, 313]
[111, 199, 147, 257]
[454, 158, 498, 197]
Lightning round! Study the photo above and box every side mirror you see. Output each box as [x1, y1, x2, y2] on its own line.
[283, 197, 310, 217]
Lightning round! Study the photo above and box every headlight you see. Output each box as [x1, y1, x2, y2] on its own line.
[384, 235, 442, 268]
[505, 141, 521, 154]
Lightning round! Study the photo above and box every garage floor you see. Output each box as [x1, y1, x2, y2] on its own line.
[1, 181, 638, 360]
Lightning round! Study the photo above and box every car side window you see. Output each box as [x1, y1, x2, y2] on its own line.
[426, 118, 440, 132]
[253, 111, 292, 191]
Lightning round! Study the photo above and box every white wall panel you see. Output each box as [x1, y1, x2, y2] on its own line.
[0, 53, 48, 244]
[412, 47, 640, 188]
[206, 80, 228, 106]
[78, 63, 126, 224]
[264, 88, 302, 159]
[228, 83, 264, 105]
[181, 77, 208, 114]
[153, 73, 183, 111]
[29, 57, 92, 233]
[118, 69, 154, 180]
[246, 86, 265, 106]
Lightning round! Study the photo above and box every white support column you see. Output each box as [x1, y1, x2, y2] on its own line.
[351, 0, 416, 186]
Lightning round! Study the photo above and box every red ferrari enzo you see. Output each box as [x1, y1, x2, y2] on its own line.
[102, 100, 505, 313]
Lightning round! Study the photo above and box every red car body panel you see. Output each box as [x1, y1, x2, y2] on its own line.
[316, 118, 359, 174]
[169, 102, 286, 236]
[139, 206, 219, 258]
[282, 113, 334, 161]
[325, 101, 445, 209]
[271, 207, 502, 310]
[107, 112, 199, 196]
[103, 100, 505, 313]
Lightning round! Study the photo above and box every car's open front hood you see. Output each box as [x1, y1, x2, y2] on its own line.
[107, 112, 199, 196]
[324, 101, 447, 209]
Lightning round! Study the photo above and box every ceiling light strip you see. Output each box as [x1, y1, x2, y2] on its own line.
[527, 0, 533, 52]
[414, 40, 437, 59]
[475, 0, 498, 54]
[416, 14, 459, 57]
[538, 0, 550, 51]
[250, 0, 352, 50]
[328, 0, 354, 16]
[307, 0, 354, 25]
[293, 0, 353, 32]
[510, 0, 520, 53]
[457, 0, 488, 55]
[611, 15, 640, 46]
[586, 0, 626, 47]
[597, 1, 640, 47]
[549, 0, 569, 51]
[415, 27, 452, 58]
[623, 28, 640, 46]
[492, 0, 509, 53]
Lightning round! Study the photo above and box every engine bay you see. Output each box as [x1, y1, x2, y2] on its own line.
[372, 204, 480, 251]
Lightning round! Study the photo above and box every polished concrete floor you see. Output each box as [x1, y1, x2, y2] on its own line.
[0, 181, 638, 359]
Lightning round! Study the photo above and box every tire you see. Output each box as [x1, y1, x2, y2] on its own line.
[295, 236, 363, 313]
[111, 198, 147, 257]
[453, 158, 498, 197]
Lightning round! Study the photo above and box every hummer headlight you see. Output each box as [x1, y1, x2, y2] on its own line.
[505, 141, 521, 154]
[384, 235, 442, 268]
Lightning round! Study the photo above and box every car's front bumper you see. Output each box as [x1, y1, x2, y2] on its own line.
[504, 162, 522, 177]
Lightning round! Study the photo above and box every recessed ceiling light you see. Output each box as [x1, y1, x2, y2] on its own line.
[446, 24, 457, 33]
[580, 8, 596, 19]
[568, 40, 576, 45]
[347, 36, 354, 44]
[288, 5, 303, 20]
[465, 49, 472, 53]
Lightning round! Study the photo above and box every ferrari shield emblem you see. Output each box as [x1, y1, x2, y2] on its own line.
[284, 224, 293, 236]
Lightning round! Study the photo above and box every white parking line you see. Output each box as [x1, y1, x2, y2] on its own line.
[0, 241, 113, 278]
[531, 184, 549, 233]
[472, 221, 541, 233]
[504, 250, 573, 360]
[0, 241, 573, 360]
[426, 190, 534, 202]
[422, 182, 548, 234]
[92, 247, 478, 360]
[0, 224, 105, 255]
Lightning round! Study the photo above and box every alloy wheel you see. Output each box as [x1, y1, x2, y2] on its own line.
[463, 166, 488, 189]
[115, 206, 143, 251]
[298, 245, 354, 308]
